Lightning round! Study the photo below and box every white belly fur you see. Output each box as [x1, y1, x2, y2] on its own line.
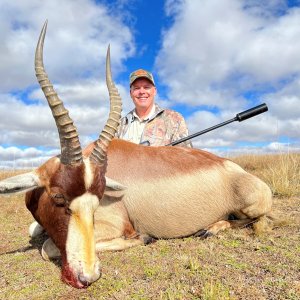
[122, 167, 239, 238]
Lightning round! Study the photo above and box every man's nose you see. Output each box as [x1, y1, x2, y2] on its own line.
[138, 87, 147, 93]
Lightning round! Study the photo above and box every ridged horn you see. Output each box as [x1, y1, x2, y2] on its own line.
[90, 45, 122, 165]
[35, 20, 83, 165]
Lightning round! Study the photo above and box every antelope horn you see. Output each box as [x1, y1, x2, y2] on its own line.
[90, 45, 122, 165]
[35, 20, 83, 165]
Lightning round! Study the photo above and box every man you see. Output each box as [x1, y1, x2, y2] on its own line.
[117, 69, 192, 147]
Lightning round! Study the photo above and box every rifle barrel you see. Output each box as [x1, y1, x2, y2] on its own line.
[167, 103, 268, 146]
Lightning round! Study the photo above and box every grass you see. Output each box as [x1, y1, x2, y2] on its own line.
[0, 154, 299, 299]
[232, 152, 300, 198]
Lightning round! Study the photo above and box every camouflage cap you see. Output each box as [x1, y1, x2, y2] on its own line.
[129, 69, 155, 86]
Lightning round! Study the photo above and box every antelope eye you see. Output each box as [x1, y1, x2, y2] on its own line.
[51, 193, 66, 206]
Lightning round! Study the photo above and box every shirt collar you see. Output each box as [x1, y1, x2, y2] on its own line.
[133, 104, 156, 122]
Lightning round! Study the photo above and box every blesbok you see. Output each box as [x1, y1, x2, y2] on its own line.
[0, 22, 124, 288]
[0, 23, 273, 289]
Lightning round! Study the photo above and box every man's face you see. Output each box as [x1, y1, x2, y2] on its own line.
[130, 78, 156, 112]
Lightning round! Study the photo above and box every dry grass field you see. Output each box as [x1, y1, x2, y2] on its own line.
[0, 153, 299, 300]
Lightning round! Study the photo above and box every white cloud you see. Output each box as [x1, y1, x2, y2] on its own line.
[187, 110, 220, 133]
[203, 141, 300, 158]
[186, 104, 298, 149]
[0, 0, 299, 170]
[0, 145, 54, 169]
[265, 141, 300, 152]
[0, 0, 135, 92]
[156, 0, 300, 153]
[55, 81, 133, 113]
[0, 79, 133, 149]
[157, 0, 300, 108]
[0, 0, 135, 154]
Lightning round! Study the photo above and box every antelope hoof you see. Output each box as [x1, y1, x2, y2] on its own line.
[41, 238, 61, 261]
[193, 229, 213, 239]
[139, 234, 157, 245]
[29, 221, 44, 237]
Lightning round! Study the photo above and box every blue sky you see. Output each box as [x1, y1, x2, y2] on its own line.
[104, 0, 174, 99]
[0, 0, 299, 168]
[113, 1, 166, 71]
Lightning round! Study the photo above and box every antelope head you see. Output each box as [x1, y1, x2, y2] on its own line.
[0, 21, 123, 288]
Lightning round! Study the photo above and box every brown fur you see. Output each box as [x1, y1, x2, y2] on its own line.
[26, 187, 70, 256]
[26, 139, 272, 261]
[88, 164, 107, 200]
[84, 139, 273, 241]
[50, 163, 86, 199]
[84, 139, 226, 182]
[26, 159, 88, 256]
[16, 137, 273, 288]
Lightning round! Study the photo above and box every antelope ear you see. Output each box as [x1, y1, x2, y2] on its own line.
[104, 177, 127, 198]
[0, 172, 41, 195]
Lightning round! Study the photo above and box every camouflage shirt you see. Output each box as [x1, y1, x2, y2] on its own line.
[117, 104, 192, 147]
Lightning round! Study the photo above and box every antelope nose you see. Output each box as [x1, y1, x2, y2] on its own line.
[78, 271, 101, 287]
[78, 274, 90, 288]
[78, 261, 102, 286]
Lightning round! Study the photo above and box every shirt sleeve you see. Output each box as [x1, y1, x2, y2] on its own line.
[171, 114, 193, 148]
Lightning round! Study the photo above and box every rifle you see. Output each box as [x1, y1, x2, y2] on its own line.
[140, 103, 268, 146]
[165, 103, 268, 146]
[137, 103, 268, 147]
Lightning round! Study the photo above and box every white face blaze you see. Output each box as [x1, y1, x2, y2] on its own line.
[65, 159, 101, 284]
[83, 158, 94, 190]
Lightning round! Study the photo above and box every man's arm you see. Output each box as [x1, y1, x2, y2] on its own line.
[171, 113, 193, 148]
